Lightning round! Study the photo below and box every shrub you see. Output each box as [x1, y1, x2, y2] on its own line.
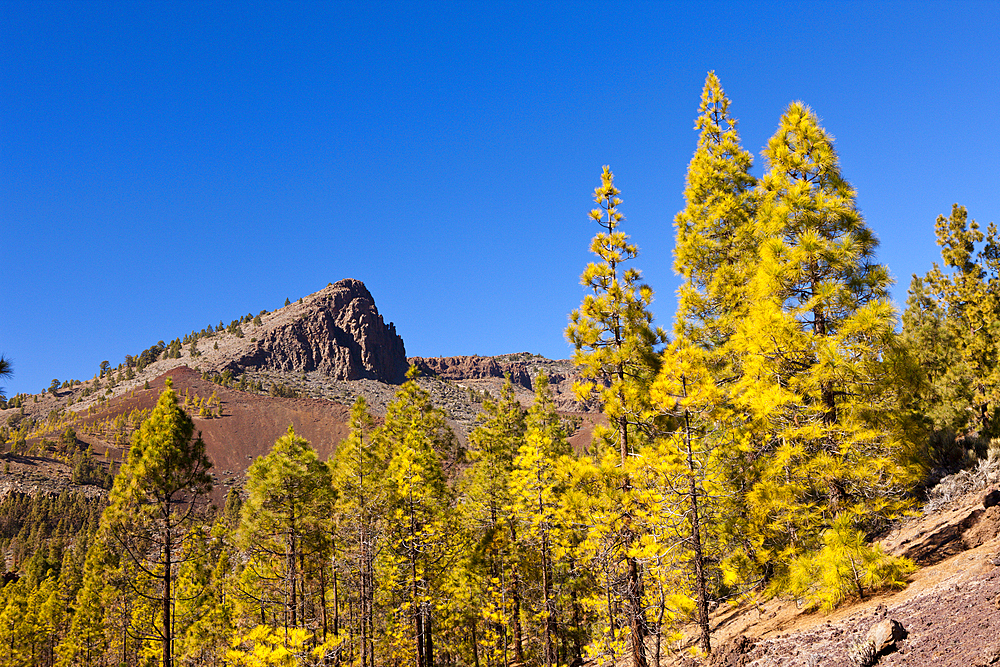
[787, 515, 916, 612]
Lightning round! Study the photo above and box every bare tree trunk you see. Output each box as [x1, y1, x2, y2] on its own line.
[686, 422, 711, 655]
[541, 542, 556, 667]
[163, 525, 172, 667]
[680, 376, 711, 655]
[625, 553, 648, 667]
[333, 564, 340, 636]
[511, 572, 525, 664]
[425, 604, 435, 667]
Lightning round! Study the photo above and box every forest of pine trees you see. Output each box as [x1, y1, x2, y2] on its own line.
[2, 72, 999, 666]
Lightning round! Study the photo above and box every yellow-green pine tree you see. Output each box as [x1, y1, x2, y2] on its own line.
[729, 102, 918, 598]
[673, 71, 757, 352]
[461, 379, 527, 667]
[331, 397, 385, 667]
[376, 367, 453, 667]
[567, 166, 666, 464]
[237, 426, 333, 637]
[510, 373, 573, 667]
[905, 204, 1000, 440]
[662, 72, 758, 654]
[566, 166, 665, 667]
[100, 379, 214, 667]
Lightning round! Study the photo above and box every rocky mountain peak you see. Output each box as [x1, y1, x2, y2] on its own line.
[230, 279, 409, 383]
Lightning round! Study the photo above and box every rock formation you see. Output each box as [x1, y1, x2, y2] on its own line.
[231, 279, 409, 383]
[407, 354, 572, 391]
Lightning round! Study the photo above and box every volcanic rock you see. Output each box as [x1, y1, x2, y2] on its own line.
[409, 355, 538, 389]
[867, 618, 906, 653]
[984, 489, 1000, 509]
[230, 279, 408, 383]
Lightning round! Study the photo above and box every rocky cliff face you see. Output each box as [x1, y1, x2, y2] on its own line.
[231, 279, 409, 383]
[408, 353, 577, 392]
[408, 355, 536, 389]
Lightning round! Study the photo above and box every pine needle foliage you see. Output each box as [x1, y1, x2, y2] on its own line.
[237, 426, 333, 636]
[566, 165, 666, 464]
[723, 102, 919, 598]
[674, 71, 757, 351]
[903, 204, 1000, 441]
[787, 515, 915, 612]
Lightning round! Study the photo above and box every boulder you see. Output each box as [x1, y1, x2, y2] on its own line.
[867, 618, 906, 653]
[848, 619, 906, 666]
[984, 488, 1000, 509]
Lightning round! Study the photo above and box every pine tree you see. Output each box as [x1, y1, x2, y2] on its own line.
[673, 71, 757, 352]
[510, 373, 574, 667]
[173, 522, 234, 667]
[903, 204, 1000, 441]
[567, 166, 666, 464]
[99, 379, 213, 667]
[661, 73, 758, 653]
[566, 166, 665, 667]
[461, 379, 527, 666]
[376, 368, 453, 667]
[331, 397, 385, 667]
[0, 355, 11, 402]
[57, 537, 118, 667]
[786, 515, 915, 612]
[649, 343, 731, 655]
[726, 102, 918, 597]
[237, 426, 334, 637]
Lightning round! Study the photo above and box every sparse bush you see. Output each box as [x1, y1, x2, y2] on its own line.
[848, 637, 878, 667]
[924, 456, 1000, 513]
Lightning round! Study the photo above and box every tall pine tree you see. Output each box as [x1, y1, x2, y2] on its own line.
[903, 204, 1000, 442]
[673, 71, 757, 352]
[566, 166, 665, 667]
[727, 102, 918, 599]
[99, 379, 213, 667]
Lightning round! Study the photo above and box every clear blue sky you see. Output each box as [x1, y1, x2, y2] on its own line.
[3, 1, 999, 397]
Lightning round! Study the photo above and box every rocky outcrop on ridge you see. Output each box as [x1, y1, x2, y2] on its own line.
[408, 353, 577, 391]
[407, 353, 593, 413]
[230, 279, 408, 383]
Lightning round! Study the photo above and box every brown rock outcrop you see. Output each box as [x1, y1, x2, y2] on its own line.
[231, 279, 408, 384]
[408, 354, 566, 391]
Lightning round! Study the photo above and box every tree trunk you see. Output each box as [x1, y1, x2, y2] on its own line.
[163, 524, 172, 667]
[512, 572, 525, 664]
[686, 416, 711, 654]
[424, 604, 435, 667]
[472, 619, 481, 667]
[541, 537, 556, 667]
[625, 553, 648, 667]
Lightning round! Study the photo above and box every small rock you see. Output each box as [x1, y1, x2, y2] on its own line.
[867, 618, 906, 654]
[873, 603, 888, 619]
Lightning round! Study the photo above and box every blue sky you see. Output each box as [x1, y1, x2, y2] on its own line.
[3, 1, 999, 397]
